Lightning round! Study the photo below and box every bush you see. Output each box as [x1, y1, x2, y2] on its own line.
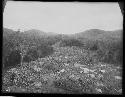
[53, 78, 82, 93]
[23, 44, 55, 62]
[43, 64, 60, 73]
[37, 44, 54, 58]
[114, 49, 123, 64]
[96, 47, 122, 65]
[78, 78, 95, 93]
[89, 44, 98, 51]
[93, 39, 123, 65]
[60, 39, 84, 48]
[3, 71, 16, 87]
[3, 50, 21, 70]
[23, 49, 39, 62]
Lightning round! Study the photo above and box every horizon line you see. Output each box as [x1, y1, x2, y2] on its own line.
[3, 27, 123, 35]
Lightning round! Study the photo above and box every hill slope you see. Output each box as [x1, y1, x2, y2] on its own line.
[73, 29, 122, 41]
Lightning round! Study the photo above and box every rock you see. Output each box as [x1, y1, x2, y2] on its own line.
[69, 74, 75, 78]
[89, 69, 96, 72]
[57, 69, 65, 74]
[9, 68, 18, 73]
[74, 63, 82, 67]
[42, 75, 49, 81]
[34, 82, 42, 87]
[117, 89, 122, 93]
[114, 76, 122, 80]
[64, 63, 69, 66]
[100, 70, 106, 73]
[116, 66, 121, 69]
[5, 87, 11, 92]
[89, 74, 95, 78]
[80, 67, 90, 73]
[80, 71, 83, 73]
[95, 88, 102, 93]
[96, 82, 104, 86]
[39, 61, 44, 65]
[65, 56, 68, 59]
[100, 64, 107, 67]
[97, 74, 103, 79]
[69, 74, 80, 80]
[33, 65, 41, 72]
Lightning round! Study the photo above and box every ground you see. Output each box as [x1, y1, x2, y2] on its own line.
[2, 46, 122, 94]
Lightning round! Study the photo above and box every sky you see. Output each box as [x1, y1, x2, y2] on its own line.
[3, 1, 123, 34]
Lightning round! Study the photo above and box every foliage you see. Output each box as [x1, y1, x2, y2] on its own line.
[2, 28, 122, 93]
[60, 39, 84, 48]
[83, 39, 123, 65]
[78, 78, 96, 93]
[95, 40, 123, 65]
[3, 71, 16, 87]
[89, 43, 98, 51]
[53, 78, 82, 93]
[23, 48, 39, 62]
[3, 50, 21, 70]
[37, 44, 55, 58]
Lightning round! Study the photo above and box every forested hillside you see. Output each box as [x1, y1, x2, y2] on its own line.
[2, 28, 122, 94]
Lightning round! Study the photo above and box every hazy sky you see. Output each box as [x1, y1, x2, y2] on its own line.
[3, 1, 123, 34]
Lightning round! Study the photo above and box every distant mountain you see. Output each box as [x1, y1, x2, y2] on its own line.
[81, 29, 105, 35]
[24, 29, 45, 34]
[22, 29, 47, 37]
[3, 28, 58, 36]
[3, 28, 122, 42]
[3, 28, 15, 33]
[73, 29, 122, 41]
[3, 28, 16, 37]
[3, 28, 59, 40]
[106, 30, 123, 39]
[46, 32, 59, 36]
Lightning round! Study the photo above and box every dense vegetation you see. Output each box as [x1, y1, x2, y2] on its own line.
[58, 37, 122, 65]
[3, 28, 61, 69]
[2, 28, 122, 70]
[60, 39, 84, 48]
[2, 28, 122, 94]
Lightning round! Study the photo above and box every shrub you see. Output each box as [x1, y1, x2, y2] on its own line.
[89, 44, 98, 51]
[94, 39, 123, 65]
[3, 71, 16, 87]
[53, 78, 82, 93]
[37, 44, 54, 58]
[3, 50, 21, 70]
[23, 49, 39, 62]
[43, 64, 60, 73]
[78, 78, 96, 93]
[60, 39, 84, 48]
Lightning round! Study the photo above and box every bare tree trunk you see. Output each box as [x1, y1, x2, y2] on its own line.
[20, 55, 24, 66]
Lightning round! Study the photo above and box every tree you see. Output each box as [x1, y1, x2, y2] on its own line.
[3, 50, 21, 70]
[15, 44, 30, 66]
[60, 39, 84, 48]
[23, 48, 38, 62]
[37, 44, 54, 58]
[89, 43, 98, 51]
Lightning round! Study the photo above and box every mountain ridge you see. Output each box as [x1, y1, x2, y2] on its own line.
[73, 29, 122, 41]
[3, 27, 122, 41]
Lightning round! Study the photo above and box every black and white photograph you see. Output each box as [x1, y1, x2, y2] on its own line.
[2, 0, 123, 94]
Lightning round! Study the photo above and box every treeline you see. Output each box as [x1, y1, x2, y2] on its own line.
[59, 38, 123, 65]
[3, 29, 122, 70]
[3, 31, 59, 70]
